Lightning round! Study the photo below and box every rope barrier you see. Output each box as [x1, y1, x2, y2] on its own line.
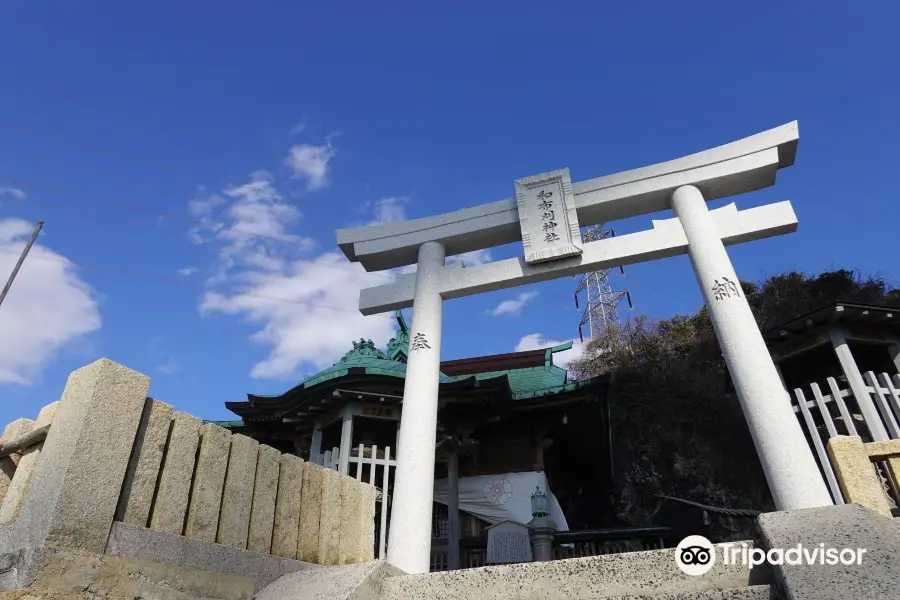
[654, 493, 761, 518]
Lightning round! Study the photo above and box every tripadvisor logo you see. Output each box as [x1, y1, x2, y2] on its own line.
[674, 535, 868, 576]
[675, 535, 716, 576]
[721, 542, 867, 568]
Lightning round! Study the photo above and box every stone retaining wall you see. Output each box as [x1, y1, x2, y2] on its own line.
[0, 358, 377, 567]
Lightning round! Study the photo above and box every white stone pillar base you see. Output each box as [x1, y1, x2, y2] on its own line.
[386, 241, 446, 574]
[671, 185, 833, 511]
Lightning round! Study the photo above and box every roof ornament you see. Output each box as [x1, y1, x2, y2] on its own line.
[387, 310, 410, 361]
[544, 341, 574, 368]
[395, 309, 409, 332]
[340, 338, 387, 363]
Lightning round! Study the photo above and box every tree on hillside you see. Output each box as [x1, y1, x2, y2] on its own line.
[568, 269, 899, 539]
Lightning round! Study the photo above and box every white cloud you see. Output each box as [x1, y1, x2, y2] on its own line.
[515, 333, 585, 369]
[396, 248, 493, 278]
[449, 249, 492, 266]
[200, 251, 395, 379]
[369, 196, 409, 225]
[0, 219, 101, 385]
[190, 171, 317, 283]
[193, 173, 396, 380]
[187, 189, 227, 244]
[178, 266, 198, 277]
[157, 357, 181, 375]
[0, 187, 26, 201]
[490, 290, 538, 316]
[148, 337, 181, 375]
[289, 121, 307, 135]
[285, 143, 336, 191]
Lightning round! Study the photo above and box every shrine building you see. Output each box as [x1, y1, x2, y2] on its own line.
[211, 310, 613, 568]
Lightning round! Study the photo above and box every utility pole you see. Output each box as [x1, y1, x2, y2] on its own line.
[0, 220, 43, 308]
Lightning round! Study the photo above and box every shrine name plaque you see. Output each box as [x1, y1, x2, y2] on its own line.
[515, 168, 583, 265]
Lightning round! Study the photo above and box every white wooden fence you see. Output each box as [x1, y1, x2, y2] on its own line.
[792, 371, 900, 505]
[319, 443, 397, 559]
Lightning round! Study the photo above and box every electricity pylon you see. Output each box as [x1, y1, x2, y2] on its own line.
[574, 224, 632, 343]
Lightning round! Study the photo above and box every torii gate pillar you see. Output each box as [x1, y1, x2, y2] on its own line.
[671, 185, 832, 511]
[386, 241, 446, 574]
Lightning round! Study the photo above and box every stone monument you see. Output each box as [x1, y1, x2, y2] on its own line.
[486, 520, 533, 565]
[336, 121, 834, 574]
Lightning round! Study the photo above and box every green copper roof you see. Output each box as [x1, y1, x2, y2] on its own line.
[247, 312, 587, 403]
[204, 420, 244, 427]
[448, 365, 565, 396]
[298, 336, 456, 389]
[446, 341, 572, 400]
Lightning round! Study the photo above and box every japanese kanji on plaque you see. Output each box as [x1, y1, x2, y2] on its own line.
[514, 168, 583, 264]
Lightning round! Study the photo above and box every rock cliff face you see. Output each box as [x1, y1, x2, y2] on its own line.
[570, 269, 900, 543]
[608, 387, 775, 542]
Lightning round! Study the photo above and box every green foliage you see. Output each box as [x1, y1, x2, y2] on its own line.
[568, 269, 899, 537]
[745, 269, 899, 331]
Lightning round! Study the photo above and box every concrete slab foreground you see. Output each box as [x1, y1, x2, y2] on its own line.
[380, 544, 757, 600]
[105, 521, 320, 593]
[255, 561, 403, 600]
[601, 586, 773, 599]
[30, 550, 254, 600]
[757, 503, 900, 600]
[0, 547, 254, 600]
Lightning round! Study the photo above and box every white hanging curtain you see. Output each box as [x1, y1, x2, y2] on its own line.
[433, 471, 569, 531]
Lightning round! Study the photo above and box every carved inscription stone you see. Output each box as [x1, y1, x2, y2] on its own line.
[712, 276, 741, 301]
[486, 520, 533, 564]
[410, 332, 430, 351]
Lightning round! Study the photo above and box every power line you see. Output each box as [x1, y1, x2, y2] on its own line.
[1, 74, 258, 150]
[3, 185, 699, 314]
[0, 90, 699, 311]
[0, 115, 511, 233]
[1, 176, 335, 248]
[0, 220, 43, 308]
[0, 247, 580, 343]
[0, 121, 207, 179]
[4, 177, 705, 315]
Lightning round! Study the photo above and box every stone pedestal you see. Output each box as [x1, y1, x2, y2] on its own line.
[527, 517, 556, 562]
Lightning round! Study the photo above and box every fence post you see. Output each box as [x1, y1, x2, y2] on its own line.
[0, 419, 36, 506]
[0, 402, 60, 522]
[829, 329, 888, 440]
[826, 435, 892, 517]
[886, 336, 900, 374]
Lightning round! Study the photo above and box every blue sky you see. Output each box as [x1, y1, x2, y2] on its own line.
[0, 1, 897, 426]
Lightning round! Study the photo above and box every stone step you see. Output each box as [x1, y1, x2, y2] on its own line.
[6, 549, 255, 600]
[380, 542, 768, 600]
[1, 590, 130, 600]
[594, 584, 774, 599]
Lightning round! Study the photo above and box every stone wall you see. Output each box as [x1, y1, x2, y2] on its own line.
[0, 358, 377, 567]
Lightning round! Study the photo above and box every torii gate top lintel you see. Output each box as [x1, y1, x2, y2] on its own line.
[336, 121, 799, 273]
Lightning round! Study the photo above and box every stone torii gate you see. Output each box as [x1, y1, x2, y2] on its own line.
[335, 122, 833, 574]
